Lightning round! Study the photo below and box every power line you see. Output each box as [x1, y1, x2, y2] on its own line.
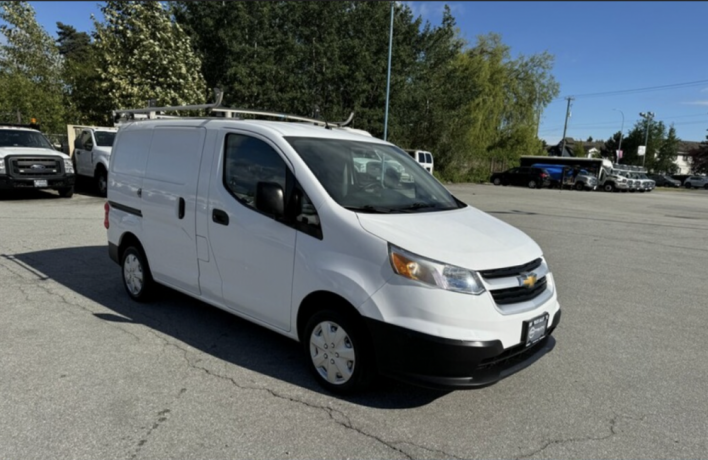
[553, 79, 708, 101]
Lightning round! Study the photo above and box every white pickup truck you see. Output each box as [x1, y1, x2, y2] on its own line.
[71, 126, 118, 196]
[0, 123, 76, 197]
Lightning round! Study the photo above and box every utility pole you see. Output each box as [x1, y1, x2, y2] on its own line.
[383, 1, 394, 141]
[639, 111, 655, 167]
[612, 108, 624, 163]
[559, 97, 574, 156]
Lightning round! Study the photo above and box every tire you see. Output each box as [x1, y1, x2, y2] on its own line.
[528, 179, 537, 189]
[121, 245, 155, 302]
[303, 309, 375, 394]
[603, 183, 615, 193]
[493, 177, 501, 186]
[575, 182, 584, 191]
[58, 186, 74, 198]
[685, 183, 691, 189]
[95, 168, 108, 197]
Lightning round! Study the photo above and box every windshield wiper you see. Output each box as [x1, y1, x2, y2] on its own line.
[343, 205, 393, 214]
[397, 202, 438, 212]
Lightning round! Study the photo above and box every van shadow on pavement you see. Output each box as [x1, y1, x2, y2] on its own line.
[11, 245, 461, 408]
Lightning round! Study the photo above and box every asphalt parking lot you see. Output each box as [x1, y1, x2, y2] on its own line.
[1, 183, 707, 460]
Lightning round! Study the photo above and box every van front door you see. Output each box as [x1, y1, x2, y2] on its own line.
[141, 127, 205, 295]
[75, 130, 93, 176]
[206, 132, 296, 332]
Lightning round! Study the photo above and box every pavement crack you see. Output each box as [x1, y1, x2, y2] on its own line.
[515, 416, 618, 459]
[130, 388, 187, 459]
[187, 361, 414, 459]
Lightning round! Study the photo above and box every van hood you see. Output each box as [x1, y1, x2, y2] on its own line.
[0, 147, 69, 160]
[356, 205, 543, 271]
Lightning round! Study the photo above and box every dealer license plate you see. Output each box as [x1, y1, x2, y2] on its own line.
[34, 180, 48, 188]
[524, 313, 549, 347]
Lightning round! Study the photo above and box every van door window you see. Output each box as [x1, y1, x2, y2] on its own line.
[224, 134, 321, 238]
[418, 152, 425, 163]
[425, 153, 432, 163]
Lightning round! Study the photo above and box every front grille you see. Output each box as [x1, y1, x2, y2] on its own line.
[489, 277, 547, 305]
[10, 157, 62, 177]
[479, 258, 542, 280]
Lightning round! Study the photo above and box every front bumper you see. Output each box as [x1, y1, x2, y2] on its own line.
[365, 309, 561, 389]
[0, 174, 75, 190]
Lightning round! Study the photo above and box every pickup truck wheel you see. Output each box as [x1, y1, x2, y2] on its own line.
[96, 169, 108, 197]
[304, 309, 375, 394]
[604, 183, 615, 193]
[575, 182, 584, 191]
[58, 186, 74, 198]
[121, 246, 154, 302]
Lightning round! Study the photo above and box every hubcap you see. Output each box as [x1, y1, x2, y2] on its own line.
[529, 181, 536, 188]
[310, 321, 355, 385]
[123, 254, 143, 296]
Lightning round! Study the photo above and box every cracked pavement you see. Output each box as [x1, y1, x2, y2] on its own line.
[1, 185, 708, 459]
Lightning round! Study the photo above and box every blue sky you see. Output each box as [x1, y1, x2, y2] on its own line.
[23, 1, 708, 144]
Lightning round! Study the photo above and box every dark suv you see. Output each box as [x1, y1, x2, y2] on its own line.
[648, 174, 680, 188]
[490, 167, 551, 189]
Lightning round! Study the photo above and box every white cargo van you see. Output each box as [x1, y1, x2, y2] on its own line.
[405, 149, 434, 174]
[106, 98, 560, 393]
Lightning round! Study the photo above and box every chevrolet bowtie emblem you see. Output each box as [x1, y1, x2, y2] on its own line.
[518, 272, 537, 289]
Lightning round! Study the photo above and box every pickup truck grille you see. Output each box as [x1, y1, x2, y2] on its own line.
[10, 157, 62, 177]
[489, 277, 548, 305]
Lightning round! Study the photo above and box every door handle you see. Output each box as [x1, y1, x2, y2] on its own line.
[178, 197, 185, 219]
[212, 209, 229, 226]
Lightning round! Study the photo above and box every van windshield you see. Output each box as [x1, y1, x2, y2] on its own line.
[285, 137, 462, 214]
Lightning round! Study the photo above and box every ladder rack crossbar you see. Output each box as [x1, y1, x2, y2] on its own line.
[211, 108, 354, 127]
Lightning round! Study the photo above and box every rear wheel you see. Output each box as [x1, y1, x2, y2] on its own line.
[685, 183, 692, 189]
[493, 177, 501, 186]
[121, 246, 154, 302]
[304, 309, 375, 394]
[95, 168, 108, 197]
[704, 184, 708, 190]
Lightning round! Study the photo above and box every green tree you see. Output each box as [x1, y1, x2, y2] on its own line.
[92, 1, 207, 116]
[688, 130, 708, 174]
[0, 1, 65, 132]
[655, 125, 679, 174]
[586, 136, 593, 142]
[573, 140, 585, 157]
[56, 22, 103, 124]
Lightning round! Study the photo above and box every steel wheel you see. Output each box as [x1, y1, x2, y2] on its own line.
[604, 183, 614, 192]
[121, 246, 154, 302]
[310, 321, 356, 385]
[303, 309, 375, 393]
[96, 170, 108, 196]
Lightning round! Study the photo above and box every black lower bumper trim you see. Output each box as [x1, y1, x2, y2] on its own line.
[0, 176, 75, 190]
[364, 309, 561, 390]
[108, 242, 119, 265]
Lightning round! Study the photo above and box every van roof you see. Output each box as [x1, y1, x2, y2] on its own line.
[0, 125, 40, 133]
[119, 118, 388, 143]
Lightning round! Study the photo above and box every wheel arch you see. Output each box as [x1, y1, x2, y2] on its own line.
[296, 291, 364, 343]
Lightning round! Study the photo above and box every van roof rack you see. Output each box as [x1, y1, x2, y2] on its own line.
[112, 88, 355, 128]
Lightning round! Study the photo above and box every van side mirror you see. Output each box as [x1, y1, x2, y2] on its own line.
[255, 182, 285, 218]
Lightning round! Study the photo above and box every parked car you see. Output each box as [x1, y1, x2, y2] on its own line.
[72, 126, 118, 196]
[684, 175, 708, 189]
[0, 123, 75, 197]
[648, 174, 680, 188]
[530, 163, 597, 191]
[404, 149, 434, 175]
[106, 100, 561, 393]
[490, 167, 551, 189]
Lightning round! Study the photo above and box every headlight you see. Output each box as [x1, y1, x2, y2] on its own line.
[63, 158, 74, 174]
[388, 244, 485, 295]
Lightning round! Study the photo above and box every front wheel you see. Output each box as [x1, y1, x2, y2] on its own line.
[58, 186, 74, 198]
[685, 183, 692, 189]
[528, 179, 538, 189]
[575, 182, 584, 191]
[304, 309, 375, 394]
[121, 246, 155, 302]
[704, 184, 708, 190]
[604, 183, 615, 193]
[493, 177, 501, 186]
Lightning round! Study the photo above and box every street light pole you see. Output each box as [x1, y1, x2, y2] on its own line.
[383, 1, 394, 141]
[639, 111, 654, 168]
[612, 108, 624, 162]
